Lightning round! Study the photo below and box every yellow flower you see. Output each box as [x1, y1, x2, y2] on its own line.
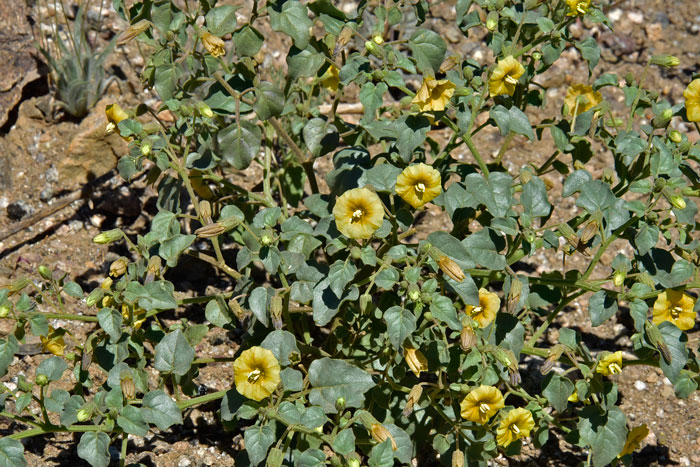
[496, 408, 535, 447]
[105, 103, 129, 135]
[40, 326, 66, 357]
[567, 389, 579, 403]
[489, 56, 525, 97]
[333, 187, 384, 240]
[652, 290, 697, 331]
[566, 0, 591, 16]
[320, 65, 340, 92]
[596, 351, 623, 376]
[412, 77, 456, 112]
[465, 288, 500, 328]
[122, 304, 146, 330]
[564, 84, 603, 117]
[201, 32, 225, 57]
[233, 346, 281, 401]
[619, 424, 649, 457]
[684, 79, 700, 122]
[395, 163, 442, 209]
[404, 345, 428, 377]
[460, 385, 504, 424]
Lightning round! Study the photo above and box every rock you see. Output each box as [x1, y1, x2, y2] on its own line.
[627, 11, 644, 24]
[634, 380, 647, 391]
[59, 98, 128, 188]
[44, 166, 59, 184]
[0, 0, 40, 128]
[0, 143, 12, 192]
[39, 187, 54, 201]
[7, 200, 32, 220]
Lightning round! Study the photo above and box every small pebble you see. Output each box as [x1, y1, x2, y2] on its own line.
[608, 8, 623, 22]
[7, 200, 33, 220]
[44, 166, 59, 184]
[634, 380, 647, 391]
[40, 187, 54, 202]
[627, 11, 644, 24]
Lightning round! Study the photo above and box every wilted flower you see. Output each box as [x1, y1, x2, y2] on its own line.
[437, 256, 465, 282]
[320, 65, 340, 92]
[652, 289, 697, 331]
[460, 385, 504, 424]
[465, 288, 500, 328]
[460, 325, 477, 351]
[566, 0, 591, 16]
[395, 163, 442, 208]
[564, 84, 602, 117]
[496, 408, 535, 447]
[41, 326, 66, 356]
[489, 56, 525, 97]
[333, 187, 384, 240]
[403, 384, 423, 417]
[683, 79, 700, 122]
[201, 31, 225, 57]
[109, 257, 128, 277]
[619, 424, 649, 457]
[370, 423, 397, 450]
[596, 350, 623, 376]
[233, 346, 281, 401]
[404, 345, 428, 377]
[412, 77, 456, 112]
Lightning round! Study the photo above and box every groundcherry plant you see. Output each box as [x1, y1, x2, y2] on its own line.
[1, 0, 700, 466]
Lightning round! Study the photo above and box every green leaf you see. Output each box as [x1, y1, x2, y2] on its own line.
[206, 299, 232, 327]
[140, 281, 178, 311]
[385, 424, 413, 463]
[254, 81, 285, 120]
[142, 390, 183, 430]
[205, 5, 238, 36]
[287, 46, 325, 80]
[375, 268, 399, 290]
[328, 261, 357, 298]
[0, 438, 25, 467]
[220, 389, 246, 421]
[308, 358, 376, 414]
[521, 177, 551, 218]
[269, 1, 313, 49]
[575, 37, 600, 73]
[45, 389, 70, 413]
[409, 28, 446, 75]
[312, 279, 359, 326]
[493, 313, 525, 359]
[463, 228, 506, 270]
[369, 440, 394, 467]
[234, 25, 264, 57]
[588, 291, 618, 327]
[576, 180, 615, 214]
[245, 424, 276, 465]
[0, 336, 18, 378]
[490, 105, 535, 140]
[98, 308, 123, 342]
[464, 172, 513, 217]
[300, 406, 328, 429]
[542, 373, 574, 413]
[384, 306, 417, 350]
[578, 406, 627, 467]
[154, 329, 195, 376]
[295, 449, 326, 467]
[117, 405, 148, 436]
[426, 231, 475, 269]
[333, 429, 356, 456]
[261, 330, 300, 366]
[37, 356, 68, 382]
[28, 314, 48, 337]
[63, 281, 83, 298]
[218, 120, 261, 170]
[77, 432, 110, 467]
[674, 371, 698, 399]
[281, 367, 304, 392]
[658, 321, 688, 383]
[635, 223, 659, 256]
[366, 164, 403, 193]
[159, 234, 195, 267]
[249, 286, 273, 327]
[59, 395, 83, 427]
[359, 82, 387, 124]
[430, 296, 462, 331]
[304, 118, 339, 158]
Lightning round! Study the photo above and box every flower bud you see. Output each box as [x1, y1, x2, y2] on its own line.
[77, 402, 96, 422]
[360, 294, 372, 313]
[260, 232, 274, 246]
[201, 31, 226, 57]
[452, 450, 465, 467]
[460, 325, 477, 351]
[613, 270, 626, 287]
[347, 458, 360, 467]
[408, 284, 421, 302]
[532, 51, 542, 61]
[350, 247, 362, 260]
[580, 220, 598, 244]
[370, 423, 397, 450]
[402, 383, 423, 417]
[93, 229, 124, 244]
[652, 108, 673, 128]
[372, 33, 384, 45]
[270, 294, 284, 330]
[35, 374, 48, 387]
[266, 447, 285, 467]
[195, 222, 225, 238]
[669, 130, 683, 143]
[109, 257, 129, 278]
[651, 54, 680, 67]
[335, 396, 346, 412]
[38, 265, 53, 281]
[120, 373, 136, 400]
[0, 304, 10, 318]
[85, 288, 104, 308]
[364, 40, 383, 58]
[437, 256, 465, 282]
[486, 11, 499, 31]
[8, 277, 31, 294]
[670, 194, 686, 210]
[117, 19, 152, 45]
[140, 142, 151, 156]
[196, 101, 214, 118]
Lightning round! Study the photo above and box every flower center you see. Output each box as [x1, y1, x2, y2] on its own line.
[415, 182, 426, 193]
[247, 368, 263, 383]
[608, 363, 621, 375]
[576, 2, 587, 14]
[510, 424, 520, 434]
[471, 306, 483, 315]
[671, 306, 683, 319]
[479, 403, 491, 414]
[505, 75, 519, 85]
[351, 209, 364, 223]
